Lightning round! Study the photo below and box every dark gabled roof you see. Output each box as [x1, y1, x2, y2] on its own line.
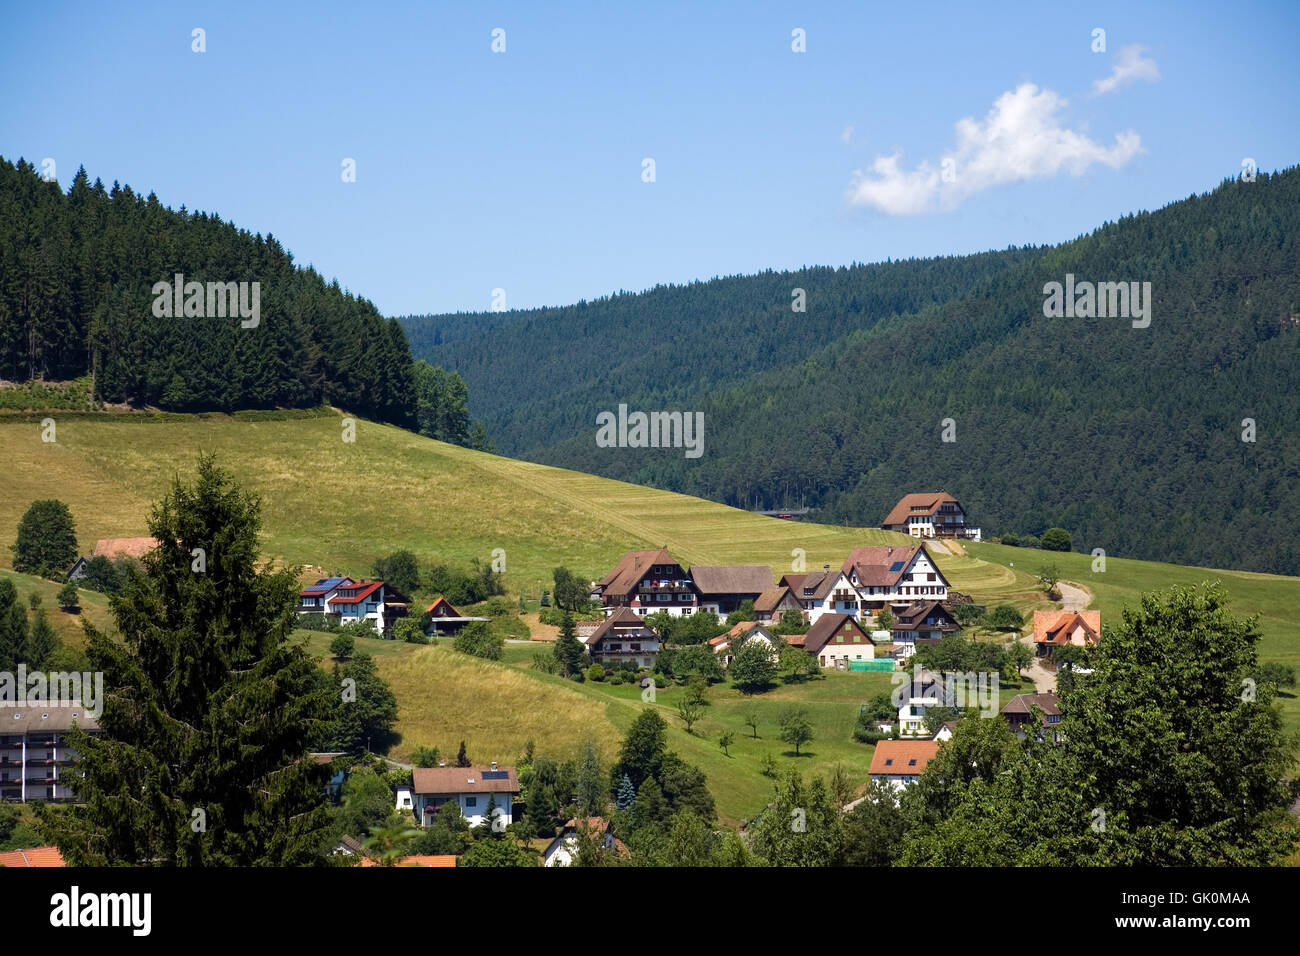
[584, 605, 653, 646]
[689, 565, 773, 596]
[892, 600, 961, 632]
[881, 493, 962, 527]
[802, 613, 876, 655]
[1000, 693, 1062, 721]
[411, 766, 520, 795]
[595, 549, 681, 600]
[301, 576, 353, 596]
[794, 569, 842, 602]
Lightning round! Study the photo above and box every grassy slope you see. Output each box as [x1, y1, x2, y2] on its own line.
[2, 411, 1297, 823]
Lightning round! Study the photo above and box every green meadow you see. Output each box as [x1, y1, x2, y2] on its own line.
[2, 410, 1297, 823]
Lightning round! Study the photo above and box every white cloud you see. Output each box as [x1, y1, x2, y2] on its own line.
[1093, 44, 1160, 95]
[845, 82, 1143, 215]
[840, 124, 854, 144]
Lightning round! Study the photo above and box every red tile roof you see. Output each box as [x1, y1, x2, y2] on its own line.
[91, 537, 160, 560]
[841, 545, 925, 587]
[360, 854, 457, 867]
[869, 739, 940, 777]
[596, 549, 680, 600]
[330, 581, 385, 605]
[1032, 610, 1101, 645]
[0, 846, 65, 867]
[426, 596, 460, 616]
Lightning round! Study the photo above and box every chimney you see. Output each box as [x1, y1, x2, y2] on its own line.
[823, 564, 830, 572]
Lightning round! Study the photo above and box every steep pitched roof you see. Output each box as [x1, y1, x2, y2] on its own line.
[881, 493, 961, 527]
[893, 600, 961, 632]
[754, 586, 795, 613]
[689, 565, 773, 596]
[330, 581, 385, 605]
[792, 569, 843, 602]
[302, 576, 354, 597]
[426, 596, 461, 616]
[802, 613, 876, 655]
[869, 739, 940, 776]
[1032, 610, 1101, 645]
[595, 549, 680, 599]
[842, 545, 936, 588]
[411, 766, 519, 795]
[584, 605, 651, 646]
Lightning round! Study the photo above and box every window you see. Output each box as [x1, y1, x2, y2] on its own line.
[927, 573, 936, 582]
[465, 797, 478, 808]
[908, 758, 917, 766]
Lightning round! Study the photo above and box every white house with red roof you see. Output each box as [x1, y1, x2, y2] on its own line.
[880, 493, 980, 540]
[298, 577, 398, 634]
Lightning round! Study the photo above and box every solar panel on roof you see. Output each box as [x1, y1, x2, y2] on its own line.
[482, 771, 509, 780]
[888, 562, 904, 572]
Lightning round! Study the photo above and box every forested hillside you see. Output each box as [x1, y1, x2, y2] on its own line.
[405, 170, 1300, 574]
[0, 157, 420, 424]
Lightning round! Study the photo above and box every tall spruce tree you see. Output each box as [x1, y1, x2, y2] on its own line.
[38, 456, 335, 865]
[0, 579, 26, 672]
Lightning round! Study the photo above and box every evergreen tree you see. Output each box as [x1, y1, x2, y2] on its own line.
[56, 580, 79, 611]
[615, 773, 637, 812]
[22, 606, 57, 669]
[0, 580, 27, 672]
[456, 740, 470, 767]
[554, 611, 586, 678]
[12, 499, 78, 576]
[37, 456, 336, 865]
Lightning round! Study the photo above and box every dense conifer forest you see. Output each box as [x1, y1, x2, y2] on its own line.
[404, 169, 1300, 574]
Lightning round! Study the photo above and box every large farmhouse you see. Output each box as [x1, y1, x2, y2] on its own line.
[583, 606, 661, 669]
[591, 549, 698, 617]
[881, 493, 980, 541]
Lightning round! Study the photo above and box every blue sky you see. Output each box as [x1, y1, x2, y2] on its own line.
[2, 0, 1297, 316]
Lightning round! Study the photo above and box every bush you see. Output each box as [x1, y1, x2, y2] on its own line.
[485, 596, 513, 617]
[1000, 533, 1019, 547]
[1041, 527, 1072, 552]
[391, 617, 428, 644]
[56, 581, 80, 611]
[984, 605, 1024, 631]
[329, 634, 356, 660]
[585, 664, 606, 682]
[608, 672, 625, 685]
[531, 649, 559, 674]
[759, 752, 779, 778]
[412, 746, 441, 768]
[295, 613, 340, 633]
[1019, 535, 1040, 549]
[453, 620, 504, 660]
[950, 603, 985, 625]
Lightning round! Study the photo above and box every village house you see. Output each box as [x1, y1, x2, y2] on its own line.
[67, 536, 161, 579]
[300, 579, 403, 635]
[896, 668, 948, 737]
[789, 565, 862, 625]
[542, 817, 628, 867]
[842, 544, 949, 618]
[891, 599, 962, 658]
[396, 763, 519, 829]
[709, 621, 778, 666]
[800, 613, 879, 669]
[423, 597, 489, 636]
[583, 606, 661, 669]
[690, 565, 774, 619]
[1001, 692, 1064, 741]
[297, 576, 355, 616]
[592, 549, 698, 618]
[869, 739, 940, 791]
[753, 585, 801, 624]
[880, 492, 981, 540]
[1032, 610, 1101, 658]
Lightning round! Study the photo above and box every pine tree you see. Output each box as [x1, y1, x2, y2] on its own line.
[12, 499, 78, 576]
[615, 773, 636, 812]
[456, 740, 470, 767]
[23, 606, 57, 670]
[554, 611, 585, 678]
[0, 580, 27, 672]
[37, 456, 335, 865]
